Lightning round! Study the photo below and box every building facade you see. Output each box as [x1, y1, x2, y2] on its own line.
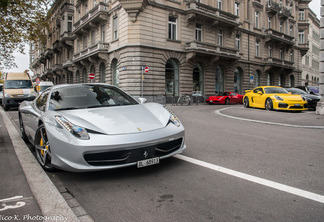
[30, 0, 312, 101]
[300, 8, 320, 86]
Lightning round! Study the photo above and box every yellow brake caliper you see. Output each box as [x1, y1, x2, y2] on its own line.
[40, 134, 49, 156]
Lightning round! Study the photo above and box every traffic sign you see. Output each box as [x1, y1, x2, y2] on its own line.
[88, 73, 95, 80]
[144, 66, 149, 73]
[36, 78, 40, 85]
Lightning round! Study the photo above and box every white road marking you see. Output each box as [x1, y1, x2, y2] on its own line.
[175, 154, 324, 204]
[215, 107, 324, 129]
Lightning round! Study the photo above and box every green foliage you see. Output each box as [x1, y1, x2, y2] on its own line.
[0, 0, 51, 70]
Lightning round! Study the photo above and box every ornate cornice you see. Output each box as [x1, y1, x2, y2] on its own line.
[119, 0, 150, 22]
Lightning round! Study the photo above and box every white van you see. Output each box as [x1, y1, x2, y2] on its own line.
[2, 72, 35, 111]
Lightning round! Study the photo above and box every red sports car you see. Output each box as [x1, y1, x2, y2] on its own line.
[206, 92, 243, 105]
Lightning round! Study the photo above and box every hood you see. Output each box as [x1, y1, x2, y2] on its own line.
[57, 103, 170, 135]
[301, 94, 321, 100]
[274, 94, 304, 101]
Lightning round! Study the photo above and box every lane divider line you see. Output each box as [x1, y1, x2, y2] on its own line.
[215, 107, 324, 129]
[175, 154, 324, 204]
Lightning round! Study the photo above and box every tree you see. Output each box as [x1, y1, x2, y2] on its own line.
[0, 0, 51, 70]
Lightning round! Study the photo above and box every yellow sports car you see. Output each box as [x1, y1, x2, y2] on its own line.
[243, 86, 307, 111]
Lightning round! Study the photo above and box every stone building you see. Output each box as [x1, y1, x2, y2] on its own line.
[300, 8, 320, 86]
[30, 0, 312, 101]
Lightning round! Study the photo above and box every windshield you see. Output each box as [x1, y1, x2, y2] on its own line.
[5, 80, 33, 89]
[49, 84, 139, 111]
[308, 86, 319, 94]
[286, 88, 306, 95]
[264, 87, 288, 94]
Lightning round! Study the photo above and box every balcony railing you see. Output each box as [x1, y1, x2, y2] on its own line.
[186, 1, 239, 27]
[264, 57, 294, 69]
[186, 41, 240, 58]
[278, 7, 291, 19]
[73, 42, 109, 62]
[266, 0, 280, 15]
[74, 2, 109, 34]
[265, 29, 294, 46]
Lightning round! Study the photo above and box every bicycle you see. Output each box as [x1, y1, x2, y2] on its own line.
[177, 94, 191, 106]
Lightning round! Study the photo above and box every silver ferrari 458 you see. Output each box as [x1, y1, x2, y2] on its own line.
[18, 83, 186, 172]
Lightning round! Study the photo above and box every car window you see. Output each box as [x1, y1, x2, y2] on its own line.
[264, 87, 288, 94]
[231, 93, 237, 96]
[49, 85, 139, 111]
[253, 88, 263, 94]
[36, 91, 50, 112]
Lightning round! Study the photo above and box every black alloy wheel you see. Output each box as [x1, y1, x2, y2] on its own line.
[265, 98, 273, 111]
[35, 124, 55, 171]
[243, 97, 250, 108]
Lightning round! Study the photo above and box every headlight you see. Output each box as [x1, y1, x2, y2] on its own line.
[55, 116, 90, 140]
[4, 93, 10, 98]
[169, 114, 181, 127]
[274, 95, 284, 101]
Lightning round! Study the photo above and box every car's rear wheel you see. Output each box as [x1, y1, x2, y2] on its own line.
[265, 98, 273, 111]
[243, 97, 249, 108]
[35, 124, 55, 171]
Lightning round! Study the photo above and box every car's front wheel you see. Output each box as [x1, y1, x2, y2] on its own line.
[265, 98, 273, 111]
[35, 124, 55, 171]
[243, 97, 250, 108]
[225, 98, 230, 105]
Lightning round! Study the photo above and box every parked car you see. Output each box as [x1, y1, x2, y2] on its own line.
[295, 86, 320, 96]
[18, 83, 186, 172]
[285, 88, 320, 110]
[243, 86, 307, 111]
[206, 92, 243, 105]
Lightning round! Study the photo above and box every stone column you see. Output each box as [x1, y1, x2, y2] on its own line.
[318, 0, 324, 115]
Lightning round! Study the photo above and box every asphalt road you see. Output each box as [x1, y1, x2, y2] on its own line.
[6, 105, 324, 222]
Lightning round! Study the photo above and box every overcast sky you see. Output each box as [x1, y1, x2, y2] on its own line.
[3, 0, 321, 76]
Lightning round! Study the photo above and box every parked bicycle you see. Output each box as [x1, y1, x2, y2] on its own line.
[177, 94, 191, 106]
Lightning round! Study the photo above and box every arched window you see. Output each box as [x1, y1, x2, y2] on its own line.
[306, 74, 309, 86]
[69, 72, 73, 84]
[165, 59, 179, 96]
[76, 70, 80, 83]
[99, 63, 106, 83]
[267, 72, 274, 86]
[83, 68, 87, 83]
[234, 67, 242, 94]
[215, 66, 224, 95]
[255, 70, 261, 87]
[289, 75, 295, 87]
[111, 59, 119, 86]
[193, 64, 204, 94]
[279, 74, 285, 87]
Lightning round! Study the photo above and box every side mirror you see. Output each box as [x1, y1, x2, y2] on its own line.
[257, 91, 263, 95]
[138, 98, 147, 104]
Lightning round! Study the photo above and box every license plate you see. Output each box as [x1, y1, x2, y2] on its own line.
[294, 104, 301, 106]
[137, 157, 159, 168]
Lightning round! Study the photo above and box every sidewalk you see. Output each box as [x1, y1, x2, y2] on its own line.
[0, 108, 79, 222]
[0, 110, 42, 221]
